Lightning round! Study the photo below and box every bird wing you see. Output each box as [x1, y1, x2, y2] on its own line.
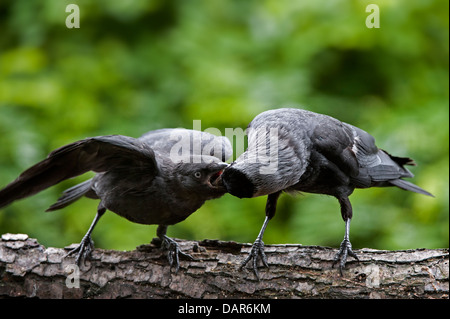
[311, 118, 417, 188]
[139, 128, 232, 162]
[311, 117, 361, 178]
[0, 135, 157, 209]
[347, 125, 432, 196]
[344, 124, 415, 179]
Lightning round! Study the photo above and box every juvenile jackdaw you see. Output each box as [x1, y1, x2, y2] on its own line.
[222, 108, 433, 278]
[0, 128, 232, 271]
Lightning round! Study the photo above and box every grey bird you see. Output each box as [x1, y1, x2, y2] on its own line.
[221, 108, 433, 278]
[0, 128, 232, 272]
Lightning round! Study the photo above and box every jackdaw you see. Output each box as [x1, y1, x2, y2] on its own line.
[221, 108, 433, 278]
[0, 128, 232, 271]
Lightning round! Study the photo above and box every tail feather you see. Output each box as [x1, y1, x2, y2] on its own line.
[383, 150, 416, 167]
[389, 179, 434, 197]
[46, 179, 94, 212]
[375, 150, 414, 179]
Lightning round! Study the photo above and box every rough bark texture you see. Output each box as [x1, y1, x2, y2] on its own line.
[0, 233, 448, 299]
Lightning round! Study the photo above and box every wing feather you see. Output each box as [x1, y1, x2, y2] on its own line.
[0, 135, 157, 209]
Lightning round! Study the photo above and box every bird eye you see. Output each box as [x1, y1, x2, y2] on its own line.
[194, 171, 202, 179]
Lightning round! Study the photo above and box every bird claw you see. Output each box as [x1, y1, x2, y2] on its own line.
[333, 238, 359, 275]
[65, 235, 95, 267]
[240, 239, 269, 280]
[161, 236, 194, 273]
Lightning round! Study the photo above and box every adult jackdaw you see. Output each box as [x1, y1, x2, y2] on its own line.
[222, 108, 433, 278]
[0, 128, 232, 271]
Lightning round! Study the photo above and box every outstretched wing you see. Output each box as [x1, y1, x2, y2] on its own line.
[0, 135, 157, 209]
[139, 128, 233, 162]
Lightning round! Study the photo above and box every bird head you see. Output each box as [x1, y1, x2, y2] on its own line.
[174, 155, 229, 198]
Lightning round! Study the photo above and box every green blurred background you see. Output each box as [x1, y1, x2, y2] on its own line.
[0, 0, 448, 252]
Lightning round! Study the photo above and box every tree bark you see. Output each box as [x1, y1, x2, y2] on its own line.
[0, 233, 448, 299]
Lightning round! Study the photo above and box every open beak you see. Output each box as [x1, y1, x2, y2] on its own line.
[208, 163, 229, 188]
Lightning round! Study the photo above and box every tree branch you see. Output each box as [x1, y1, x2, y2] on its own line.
[0, 233, 448, 299]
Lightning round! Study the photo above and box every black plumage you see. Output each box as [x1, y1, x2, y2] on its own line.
[222, 108, 433, 278]
[0, 129, 232, 271]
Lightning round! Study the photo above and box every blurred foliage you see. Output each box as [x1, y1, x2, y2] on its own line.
[0, 0, 448, 252]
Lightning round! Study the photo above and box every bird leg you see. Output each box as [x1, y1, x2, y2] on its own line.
[240, 216, 270, 279]
[240, 191, 281, 280]
[65, 204, 106, 267]
[333, 218, 359, 275]
[156, 225, 194, 273]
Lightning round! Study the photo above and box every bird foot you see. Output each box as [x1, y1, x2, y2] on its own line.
[240, 238, 269, 280]
[160, 236, 194, 273]
[333, 238, 359, 275]
[65, 235, 95, 267]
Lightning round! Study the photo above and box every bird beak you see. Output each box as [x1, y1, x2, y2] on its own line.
[208, 163, 229, 188]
